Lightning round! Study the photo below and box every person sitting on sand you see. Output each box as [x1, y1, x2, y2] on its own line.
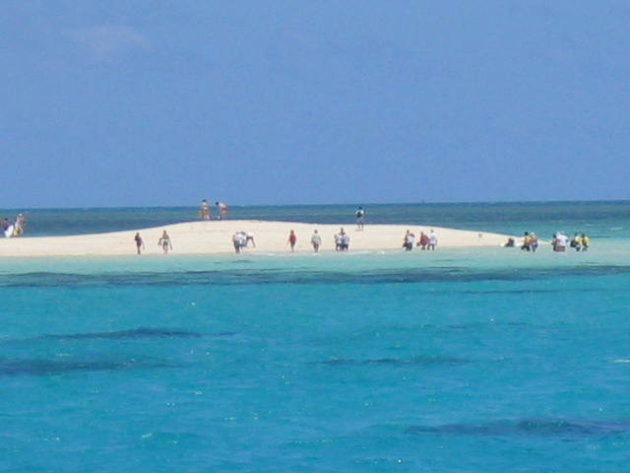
[403, 230, 415, 251]
[134, 232, 145, 255]
[215, 201, 228, 220]
[158, 230, 173, 254]
[503, 237, 515, 248]
[311, 229, 322, 252]
[288, 230, 297, 252]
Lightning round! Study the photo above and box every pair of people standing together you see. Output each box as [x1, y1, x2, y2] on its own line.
[199, 200, 228, 220]
[134, 230, 172, 255]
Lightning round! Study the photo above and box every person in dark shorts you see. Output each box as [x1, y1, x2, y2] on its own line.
[158, 230, 173, 254]
[134, 232, 145, 255]
[356, 207, 365, 230]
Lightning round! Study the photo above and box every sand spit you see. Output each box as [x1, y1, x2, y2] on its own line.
[0, 220, 511, 257]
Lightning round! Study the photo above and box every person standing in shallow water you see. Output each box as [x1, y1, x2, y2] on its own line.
[288, 230, 297, 252]
[134, 232, 145, 255]
[158, 230, 173, 254]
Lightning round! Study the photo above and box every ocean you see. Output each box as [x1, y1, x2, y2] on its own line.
[1, 202, 628, 472]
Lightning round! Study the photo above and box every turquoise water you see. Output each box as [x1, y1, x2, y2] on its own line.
[1, 203, 629, 472]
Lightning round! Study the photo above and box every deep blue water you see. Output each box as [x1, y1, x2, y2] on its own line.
[0, 202, 628, 472]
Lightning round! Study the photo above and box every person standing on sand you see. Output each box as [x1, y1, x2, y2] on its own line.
[288, 230, 297, 252]
[417, 231, 429, 250]
[158, 230, 173, 254]
[134, 232, 145, 255]
[215, 201, 229, 220]
[311, 229, 322, 252]
[403, 230, 415, 251]
[335, 228, 350, 251]
[356, 207, 365, 230]
[428, 229, 438, 251]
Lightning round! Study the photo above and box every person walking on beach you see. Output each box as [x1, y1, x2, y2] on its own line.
[288, 230, 297, 252]
[134, 232, 145, 255]
[215, 201, 229, 220]
[158, 230, 173, 254]
[199, 199, 210, 220]
[311, 229, 322, 252]
[356, 207, 365, 231]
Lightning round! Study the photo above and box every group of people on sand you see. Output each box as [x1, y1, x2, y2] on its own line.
[199, 200, 229, 220]
[521, 232, 540, 252]
[2, 214, 26, 238]
[402, 229, 438, 251]
[553, 232, 590, 252]
[231, 227, 352, 254]
[285, 228, 350, 253]
[503, 231, 590, 252]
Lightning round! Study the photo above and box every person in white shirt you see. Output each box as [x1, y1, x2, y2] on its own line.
[428, 229, 438, 251]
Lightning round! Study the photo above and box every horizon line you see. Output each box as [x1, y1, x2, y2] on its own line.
[2, 198, 630, 212]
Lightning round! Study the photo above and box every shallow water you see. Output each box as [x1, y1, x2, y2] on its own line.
[1, 204, 628, 472]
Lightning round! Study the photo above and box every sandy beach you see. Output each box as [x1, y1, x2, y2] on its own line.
[0, 220, 512, 257]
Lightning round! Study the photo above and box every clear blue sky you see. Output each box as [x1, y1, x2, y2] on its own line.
[2, 1, 629, 207]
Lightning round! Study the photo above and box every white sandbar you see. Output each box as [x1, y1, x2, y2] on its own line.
[0, 220, 511, 257]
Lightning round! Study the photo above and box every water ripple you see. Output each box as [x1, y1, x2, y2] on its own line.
[1, 265, 629, 288]
[405, 418, 630, 438]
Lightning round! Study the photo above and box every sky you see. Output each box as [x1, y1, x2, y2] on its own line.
[2, 0, 629, 208]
